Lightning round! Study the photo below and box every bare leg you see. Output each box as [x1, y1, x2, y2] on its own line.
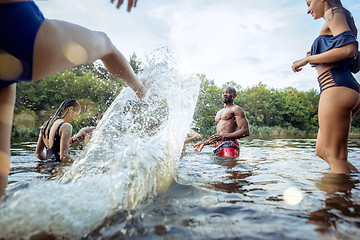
[316, 129, 358, 172]
[0, 84, 16, 196]
[316, 87, 360, 173]
[32, 19, 146, 98]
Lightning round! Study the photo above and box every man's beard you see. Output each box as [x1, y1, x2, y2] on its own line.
[223, 99, 230, 104]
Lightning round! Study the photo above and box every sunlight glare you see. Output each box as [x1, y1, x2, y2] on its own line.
[283, 187, 303, 205]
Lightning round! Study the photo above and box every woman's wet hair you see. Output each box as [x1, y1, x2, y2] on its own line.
[41, 99, 80, 139]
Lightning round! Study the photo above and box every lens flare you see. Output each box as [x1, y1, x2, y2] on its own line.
[0, 52, 23, 80]
[63, 42, 88, 65]
[283, 187, 303, 205]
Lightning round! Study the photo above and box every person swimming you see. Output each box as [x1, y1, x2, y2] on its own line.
[35, 99, 81, 162]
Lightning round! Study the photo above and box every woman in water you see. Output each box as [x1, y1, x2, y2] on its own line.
[35, 99, 81, 163]
[292, 0, 360, 173]
[0, 0, 143, 196]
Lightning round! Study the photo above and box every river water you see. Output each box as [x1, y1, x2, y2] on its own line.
[1, 53, 360, 239]
[4, 138, 360, 239]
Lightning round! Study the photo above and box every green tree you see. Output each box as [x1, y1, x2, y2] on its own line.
[129, 52, 143, 74]
[193, 74, 223, 137]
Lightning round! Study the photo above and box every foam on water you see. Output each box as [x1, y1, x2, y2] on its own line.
[0, 54, 200, 239]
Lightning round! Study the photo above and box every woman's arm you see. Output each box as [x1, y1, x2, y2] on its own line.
[308, 9, 358, 63]
[59, 123, 75, 162]
[292, 10, 357, 72]
[293, 44, 357, 72]
[35, 132, 46, 160]
[70, 126, 96, 145]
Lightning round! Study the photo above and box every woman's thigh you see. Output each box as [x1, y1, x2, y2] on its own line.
[317, 87, 359, 157]
[0, 84, 16, 175]
[32, 19, 113, 81]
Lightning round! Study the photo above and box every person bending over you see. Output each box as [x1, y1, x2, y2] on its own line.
[0, 0, 144, 196]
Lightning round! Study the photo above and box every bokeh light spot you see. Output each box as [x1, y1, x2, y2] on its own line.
[283, 187, 303, 205]
[63, 42, 88, 65]
[0, 52, 23, 80]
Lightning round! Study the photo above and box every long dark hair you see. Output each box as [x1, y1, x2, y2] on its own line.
[41, 99, 80, 139]
[328, 0, 357, 37]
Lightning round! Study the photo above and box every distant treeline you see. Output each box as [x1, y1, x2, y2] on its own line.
[12, 54, 360, 138]
[194, 75, 360, 138]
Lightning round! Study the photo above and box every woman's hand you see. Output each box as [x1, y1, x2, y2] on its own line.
[292, 57, 309, 72]
[110, 0, 138, 12]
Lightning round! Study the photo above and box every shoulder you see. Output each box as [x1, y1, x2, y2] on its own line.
[232, 105, 244, 112]
[60, 122, 72, 132]
[233, 105, 246, 116]
[324, 7, 351, 35]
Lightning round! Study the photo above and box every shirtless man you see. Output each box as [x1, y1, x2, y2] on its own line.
[194, 87, 249, 157]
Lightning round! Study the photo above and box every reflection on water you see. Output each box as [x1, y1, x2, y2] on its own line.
[4, 138, 360, 239]
[211, 157, 252, 194]
[308, 173, 360, 238]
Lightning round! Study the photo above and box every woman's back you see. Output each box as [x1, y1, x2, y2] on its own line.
[42, 120, 65, 161]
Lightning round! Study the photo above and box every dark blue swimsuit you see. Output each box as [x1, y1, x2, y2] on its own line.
[0, 1, 45, 89]
[44, 122, 65, 162]
[310, 30, 360, 93]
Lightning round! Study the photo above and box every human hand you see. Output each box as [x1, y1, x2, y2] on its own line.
[193, 142, 207, 152]
[110, 0, 138, 12]
[208, 134, 224, 143]
[135, 78, 148, 99]
[72, 127, 96, 143]
[292, 58, 308, 72]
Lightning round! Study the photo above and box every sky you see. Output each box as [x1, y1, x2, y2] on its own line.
[35, 0, 360, 91]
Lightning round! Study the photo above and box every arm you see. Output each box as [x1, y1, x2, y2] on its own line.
[35, 132, 46, 160]
[82, 133, 93, 150]
[110, 0, 138, 12]
[292, 10, 357, 72]
[292, 44, 357, 72]
[59, 123, 75, 163]
[209, 107, 249, 142]
[184, 129, 202, 144]
[70, 126, 96, 145]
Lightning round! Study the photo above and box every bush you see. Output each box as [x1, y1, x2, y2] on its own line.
[13, 109, 38, 136]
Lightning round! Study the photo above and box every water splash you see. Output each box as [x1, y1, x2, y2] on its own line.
[0, 53, 200, 239]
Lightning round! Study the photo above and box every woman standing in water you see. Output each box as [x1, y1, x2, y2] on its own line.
[0, 0, 144, 196]
[35, 99, 81, 163]
[292, 0, 360, 173]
